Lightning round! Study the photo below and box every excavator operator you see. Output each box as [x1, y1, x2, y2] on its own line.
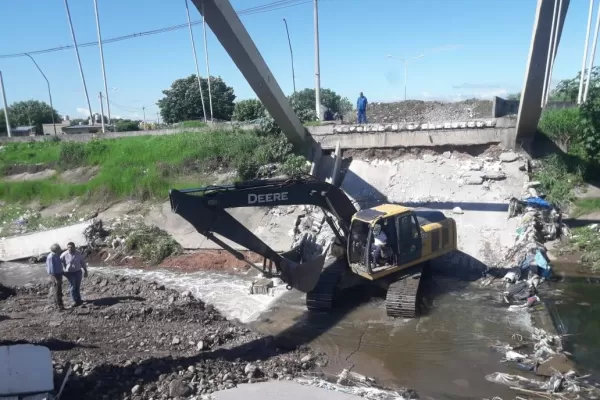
[372, 223, 388, 266]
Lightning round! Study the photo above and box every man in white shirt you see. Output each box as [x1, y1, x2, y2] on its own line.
[60, 242, 88, 307]
[372, 224, 388, 266]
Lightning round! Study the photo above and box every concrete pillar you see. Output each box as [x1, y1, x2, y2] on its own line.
[515, 0, 570, 149]
[190, 0, 314, 156]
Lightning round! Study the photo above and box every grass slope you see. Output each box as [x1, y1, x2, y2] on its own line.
[0, 130, 304, 204]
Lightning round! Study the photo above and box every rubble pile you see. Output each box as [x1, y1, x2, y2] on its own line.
[83, 216, 182, 264]
[0, 274, 325, 399]
[290, 205, 338, 262]
[342, 99, 492, 124]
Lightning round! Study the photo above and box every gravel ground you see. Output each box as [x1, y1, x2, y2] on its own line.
[343, 100, 493, 124]
[0, 274, 326, 399]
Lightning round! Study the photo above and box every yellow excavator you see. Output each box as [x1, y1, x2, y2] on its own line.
[169, 176, 457, 318]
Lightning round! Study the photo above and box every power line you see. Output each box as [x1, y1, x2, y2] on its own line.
[0, 0, 311, 59]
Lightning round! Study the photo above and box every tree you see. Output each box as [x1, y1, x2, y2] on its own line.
[232, 99, 265, 121]
[289, 88, 353, 117]
[507, 93, 521, 100]
[551, 66, 600, 103]
[1, 100, 59, 134]
[114, 119, 140, 132]
[158, 75, 236, 123]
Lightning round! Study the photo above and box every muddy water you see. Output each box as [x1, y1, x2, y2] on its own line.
[544, 262, 600, 377]
[252, 276, 533, 400]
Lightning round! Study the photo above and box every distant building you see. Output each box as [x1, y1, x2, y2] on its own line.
[10, 126, 37, 136]
[42, 122, 70, 135]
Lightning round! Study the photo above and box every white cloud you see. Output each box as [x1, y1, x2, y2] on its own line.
[76, 107, 90, 116]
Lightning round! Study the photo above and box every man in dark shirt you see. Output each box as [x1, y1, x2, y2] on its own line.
[46, 243, 64, 310]
[356, 92, 368, 124]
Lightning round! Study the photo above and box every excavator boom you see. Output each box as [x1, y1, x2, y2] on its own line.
[169, 177, 357, 292]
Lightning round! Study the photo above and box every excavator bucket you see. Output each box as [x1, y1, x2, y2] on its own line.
[280, 254, 327, 293]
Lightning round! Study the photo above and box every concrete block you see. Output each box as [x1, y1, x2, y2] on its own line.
[443, 122, 452, 129]
[435, 124, 443, 129]
[349, 126, 356, 133]
[467, 121, 476, 128]
[377, 125, 385, 132]
[333, 127, 340, 133]
[485, 120, 495, 127]
[342, 126, 349, 133]
[421, 123, 430, 130]
[250, 278, 274, 295]
[407, 124, 417, 130]
[459, 122, 467, 129]
[391, 124, 399, 131]
[476, 121, 484, 128]
[0, 345, 53, 395]
[451, 122, 459, 129]
[356, 126, 364, 132]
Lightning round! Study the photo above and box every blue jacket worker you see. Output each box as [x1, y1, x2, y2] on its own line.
[60, 242, 88, 307]
[46, 243, 64, 310]
[357, 92, 368, 124]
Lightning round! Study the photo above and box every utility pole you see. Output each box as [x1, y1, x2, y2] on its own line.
[24, 54, 56, 135]
[313, 0, 321, 120]
[93, 0, 112, 126]
[185, 0, 207, 122]
[142, 106, 147, 129]
[98, 92, 106, 133]
[64, 0, 94, 124]
[0, 71, 11, 137]
[283, 18, 296, 94]
[202, 0, 214, 122]
[157, 111, 160, 125]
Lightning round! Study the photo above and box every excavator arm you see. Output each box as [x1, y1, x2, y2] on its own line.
[169, 176, 357, 293]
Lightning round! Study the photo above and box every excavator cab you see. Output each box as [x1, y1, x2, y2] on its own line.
[347, 205, 456, 281]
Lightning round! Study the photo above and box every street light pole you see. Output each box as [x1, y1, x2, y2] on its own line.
[93, 0, 112, 126]
[0, 71, 11, 137]
[283, 18, 296, 94]
[24, 53, 56, 135]
[387, 54, 425, 101]
[64, 0, 94, 125]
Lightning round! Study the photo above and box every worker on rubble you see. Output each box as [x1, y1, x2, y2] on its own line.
[60, 242, 88, 307]
[46, 243, 64, 311]
[372, 223, 388, 266]
[357, 92, 368, 124]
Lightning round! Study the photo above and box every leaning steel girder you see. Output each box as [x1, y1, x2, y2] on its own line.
[190, 0, 317, 157]
[515, 0, 570, 148]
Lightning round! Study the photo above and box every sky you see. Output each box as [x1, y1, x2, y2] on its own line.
[0, 0, 596, 121]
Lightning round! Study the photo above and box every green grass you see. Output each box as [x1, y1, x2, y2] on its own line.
[572, 198, 600, 217]
[567, 226, 600, 271]
[533, 153, 584, 207]
[0, 130, 304, 205]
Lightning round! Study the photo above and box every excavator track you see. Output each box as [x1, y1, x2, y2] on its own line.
[385, 267, 423, 318]
[306, 258, 346, 311]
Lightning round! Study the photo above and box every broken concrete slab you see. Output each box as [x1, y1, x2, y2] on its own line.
[483, 172, 507, 181]
[499, 152, 519, 162]
[213, 381, 361, 399]
[250, 278, 274, 295]
[0, 345, 53, 396]
[0, 222, 89, 262]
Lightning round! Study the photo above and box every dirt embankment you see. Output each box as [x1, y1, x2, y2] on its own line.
[0, 274, 325, 399]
